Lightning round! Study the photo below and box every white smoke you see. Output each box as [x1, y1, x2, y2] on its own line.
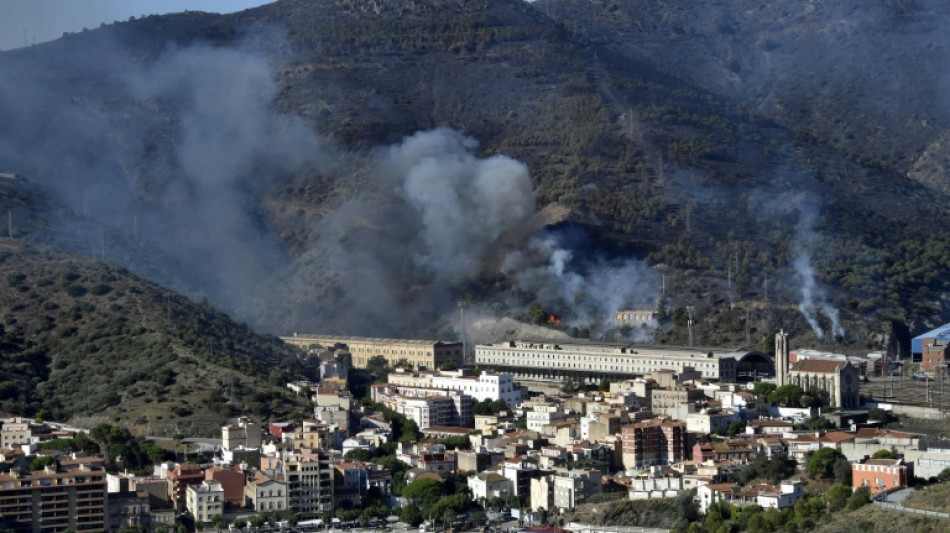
[790, 194, 845, 339]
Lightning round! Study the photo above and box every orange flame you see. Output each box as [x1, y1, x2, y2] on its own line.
[547, 313, 562, 324]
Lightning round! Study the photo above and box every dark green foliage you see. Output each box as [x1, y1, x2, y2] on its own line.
[834, 456, 853, 485]
[847, 486, 871, 509]
[872, 448, 896, 459]
[825, 484, 852, 511]
[344, 448, 375, 461]
[806, 448, 846, 480]
[472, 398, 509, 415]
[433, 435, 472, 450]
[767, 385, 805, 407]
[736, 452, 797, 485]
[28, 455, 56, 471]
[725, 420, 744, 437]
[0, 243, 312, 430]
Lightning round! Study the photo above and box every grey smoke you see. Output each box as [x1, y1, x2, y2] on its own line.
[0, 30, 658, 339]
[122, 44, 326, 310]
[386, 128, 535, 280]
[0, 35, 328, 317]
[281, 127, 659, 339]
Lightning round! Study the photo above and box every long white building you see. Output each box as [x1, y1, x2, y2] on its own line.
[475, 339, 773, 383]
[371, 383, 473, 429]
[387, 369, 521, 407]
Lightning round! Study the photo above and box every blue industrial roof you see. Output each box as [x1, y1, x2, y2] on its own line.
[912, 323, 950, 354]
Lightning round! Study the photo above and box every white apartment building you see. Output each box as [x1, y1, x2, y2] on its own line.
[388, 369, 521, 407]
[186, 481, 224, 524]
[371, 384, 472, 428]
[526, 403, 566, 433]
[468, 472, 512, 503]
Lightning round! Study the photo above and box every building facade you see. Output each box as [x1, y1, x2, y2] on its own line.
[0, 464, 107, 532]
[621, 419, 688, 469]
[775, 331, 860, 409]
[371, 384, 472, 428]
[852, 458, 913, 495]
[221, 417, 262, 451]
[245, 472, 289, 513]
[475, 340, 759, 382]
[186, 481, 224, 524]
[280, 449, 335, 518]
[387, 370, 521, 407]
[281, 335, 463, 370]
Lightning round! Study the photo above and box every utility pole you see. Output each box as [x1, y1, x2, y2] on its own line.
[686, 306, 695, 347]
[745, 310, 751, 345]
[457, 300, 466, 362]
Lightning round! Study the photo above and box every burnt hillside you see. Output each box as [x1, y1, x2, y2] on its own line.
[0, 0, 948, 350]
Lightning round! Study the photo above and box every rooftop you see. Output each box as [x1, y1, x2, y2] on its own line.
[790, 359, 848, 374]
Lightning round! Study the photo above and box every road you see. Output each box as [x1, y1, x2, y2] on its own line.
[873, 487, 950, 519]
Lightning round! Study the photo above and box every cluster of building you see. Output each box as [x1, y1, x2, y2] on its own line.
[4, 328, 939, 531]
[275, 333, 917, 518]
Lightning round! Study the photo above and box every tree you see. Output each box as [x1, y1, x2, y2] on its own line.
[472, 398, 494, 416]
[29, 455, 56, 471]
[399, 419, 420, 443]
[767, 385, 805, 407]
[833, 456, 852, 485]
[806, 448, 844, 479]
[399, 502, 424, 527]
[725, 420, 744, 437]
[528, 302, 546, 325]
[489, 399, 509, 413]
[872, 448, 896, 459]
[867, 407, 888, 421]
[367, 355, 392, 382]
[752, 382, 777, 397]
[825, 484, 851, 511]
[345, 448, 375, 461]
[210, 515, 227, 530]
[847, 486, 871, 509]
[403, 478, 443, 509]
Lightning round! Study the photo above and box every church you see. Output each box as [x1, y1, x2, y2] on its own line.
[774, 330, 861, 409]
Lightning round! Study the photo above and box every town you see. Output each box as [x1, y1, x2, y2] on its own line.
[2, 327, 950, 533]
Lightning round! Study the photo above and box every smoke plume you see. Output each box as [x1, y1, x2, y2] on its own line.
[0, 29, 660, 340]
[789, 194, 845, 339]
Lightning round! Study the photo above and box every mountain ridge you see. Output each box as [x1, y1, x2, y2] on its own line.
[0, 0, 948, 353]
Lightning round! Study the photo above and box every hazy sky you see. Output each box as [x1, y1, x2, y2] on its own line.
[0, 0, 274, 51]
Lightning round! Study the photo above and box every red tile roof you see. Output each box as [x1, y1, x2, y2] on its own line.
[790, 360, 847, 374]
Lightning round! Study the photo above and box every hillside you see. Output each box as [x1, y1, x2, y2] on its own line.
[0, 239, 312, 436]
[0, 0, 949, 351]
